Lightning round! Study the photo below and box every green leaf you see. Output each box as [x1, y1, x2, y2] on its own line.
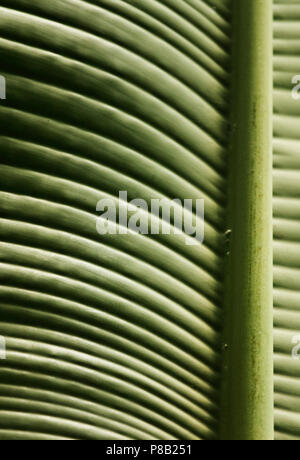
[0, 0, 230, 440]
[0, 0, 299, 441]
[273, 0, 300, 441]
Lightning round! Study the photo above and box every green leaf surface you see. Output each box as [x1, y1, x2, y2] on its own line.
[1, 0, 300, 441]
[273, 0, 300, 441]
[0, 0, 231, 440]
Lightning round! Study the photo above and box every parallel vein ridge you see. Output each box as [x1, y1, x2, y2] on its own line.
[273, 0, 300, 441]
[0, 0, 231, 440]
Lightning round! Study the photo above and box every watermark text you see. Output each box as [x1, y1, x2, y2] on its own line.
[96, 192, 205, 245]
